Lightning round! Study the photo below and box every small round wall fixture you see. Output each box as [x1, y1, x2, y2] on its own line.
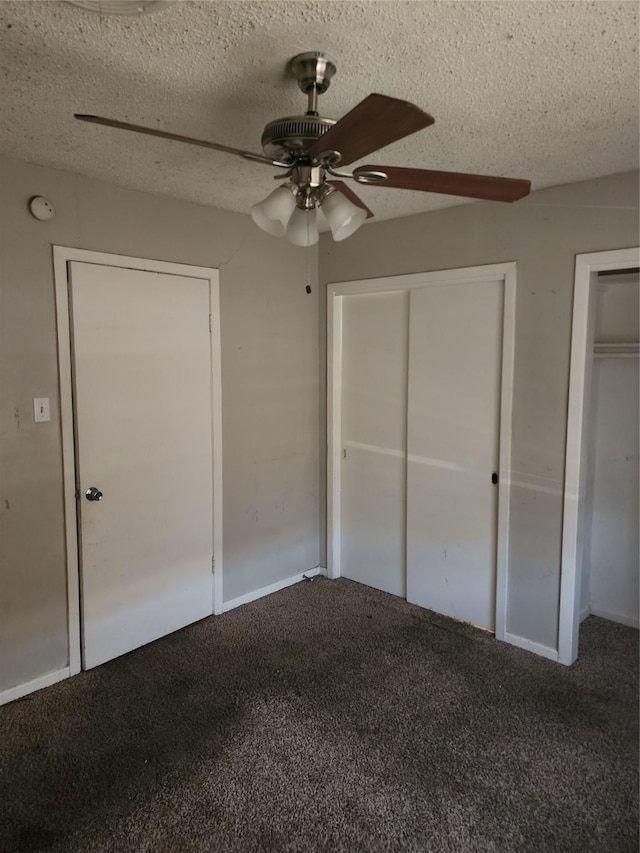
[29, 197, 55, 221]
[65, 1, 172, 15]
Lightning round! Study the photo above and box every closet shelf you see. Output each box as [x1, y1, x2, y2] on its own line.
[593, 342, 639, 358]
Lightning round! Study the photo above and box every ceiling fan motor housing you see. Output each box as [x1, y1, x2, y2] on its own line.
[261, 115, 336, 160]
[262, 52, 338, 160]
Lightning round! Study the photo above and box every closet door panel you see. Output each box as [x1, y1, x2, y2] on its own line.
[340, 291, 409, 597]
[406, 281, 503, 630]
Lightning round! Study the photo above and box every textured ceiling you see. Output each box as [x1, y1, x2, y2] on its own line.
[0, 1, 638, 223]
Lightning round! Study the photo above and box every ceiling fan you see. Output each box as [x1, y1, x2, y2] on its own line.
[75, 52, 531, 245]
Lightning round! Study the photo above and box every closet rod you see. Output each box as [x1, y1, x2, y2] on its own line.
[593, 342, 639, 358]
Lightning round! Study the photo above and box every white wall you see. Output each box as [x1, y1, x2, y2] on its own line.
[0, 155, 320, 693]
[582, 273, 639, 627]
[320, 170, 640, 653]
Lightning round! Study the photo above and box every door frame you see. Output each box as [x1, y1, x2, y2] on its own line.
[53, 246, 223, 676]
[327, 262, 516, 643]
[558, 247, 639, 665]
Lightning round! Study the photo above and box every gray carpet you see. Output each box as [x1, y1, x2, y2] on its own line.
[1, 577, 638, 853]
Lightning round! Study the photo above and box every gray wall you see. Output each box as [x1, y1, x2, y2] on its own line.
[0, 155, 320, 692]
[2, 158, 637, 692]
[319, 170, 639, 652]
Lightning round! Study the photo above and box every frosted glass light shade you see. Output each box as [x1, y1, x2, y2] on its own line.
[286, 208, 319, 246]
[251, 186, 297, 237]
[321, 190, 367, 241]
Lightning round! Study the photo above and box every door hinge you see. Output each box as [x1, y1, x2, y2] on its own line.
[209, 314, 212, 333]
[211, 555, 215, 573]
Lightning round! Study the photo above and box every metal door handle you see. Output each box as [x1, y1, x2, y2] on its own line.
[85, 487, 103, 502]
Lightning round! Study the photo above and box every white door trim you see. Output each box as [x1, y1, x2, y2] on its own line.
[558, 247, 639, 665]
[53, 247, 223, 677]
[327, 262, 516, 642]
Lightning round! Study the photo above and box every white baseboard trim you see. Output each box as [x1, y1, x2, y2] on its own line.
[222, 566, 328, 613]
[0, 666, 70, 707]
[502, 632, 559, 662]
[590, 607, 639, 629]
[580, 605, 591, 623]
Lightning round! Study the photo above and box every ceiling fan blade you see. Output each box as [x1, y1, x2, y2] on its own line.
[74, 114, 281, 166]
[308, 94, 434, 167]
[327, 180, 374, 218]
[354, 165, 531, 202]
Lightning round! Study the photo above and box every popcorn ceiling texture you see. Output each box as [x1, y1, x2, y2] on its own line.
[0, 0, 638, 222]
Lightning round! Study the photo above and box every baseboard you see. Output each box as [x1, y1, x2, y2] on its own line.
[580, 605, 591, 623]
[502, 632, 559, 662]
[589, 607, 639, 629]
[0, 667, 70, 707]
[222, 566, 327, 613]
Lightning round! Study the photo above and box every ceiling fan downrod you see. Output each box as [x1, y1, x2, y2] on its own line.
[289, 51, 337, 117]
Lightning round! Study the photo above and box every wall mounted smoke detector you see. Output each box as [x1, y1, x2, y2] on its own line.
[65, 1, 172, 15]
[28, 197, 55, 221]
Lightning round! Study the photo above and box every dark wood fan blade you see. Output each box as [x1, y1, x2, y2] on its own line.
[74, 114, 279, 165]
[354, 164, 531, 202]
[327, 180, 374, 218]
[308, 94, 434, 167]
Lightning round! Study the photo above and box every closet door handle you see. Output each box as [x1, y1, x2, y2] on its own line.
[491, 472, 498, 485]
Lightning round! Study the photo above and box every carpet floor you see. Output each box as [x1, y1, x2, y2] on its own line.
[1, 577, 638, 853]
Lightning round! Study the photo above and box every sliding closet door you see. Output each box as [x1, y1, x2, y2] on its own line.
[340, 291, 409, 597]
[406, 280, 504, 630]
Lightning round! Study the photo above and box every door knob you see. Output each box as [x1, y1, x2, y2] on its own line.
[491, 472, 498, 485]
[85, 487, 103, 502]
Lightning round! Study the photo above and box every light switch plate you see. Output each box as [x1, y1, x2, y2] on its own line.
[33, 397, 50, 422]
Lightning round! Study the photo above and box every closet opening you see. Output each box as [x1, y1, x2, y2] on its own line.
[559, 248, 640, 665]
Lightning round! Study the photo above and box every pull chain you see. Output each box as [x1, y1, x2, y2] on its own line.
[305, 212, 312, 294]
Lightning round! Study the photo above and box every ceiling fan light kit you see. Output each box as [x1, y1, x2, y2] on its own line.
[251, 175, 368, 246]
[74, 51, 532, 244]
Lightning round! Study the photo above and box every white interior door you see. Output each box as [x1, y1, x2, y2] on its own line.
[406, 280, 504, 630]
[340, 290, 408, 597]
[70, 261, 214, 669]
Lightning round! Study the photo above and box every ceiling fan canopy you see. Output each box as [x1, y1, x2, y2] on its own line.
[75, 51, 531, 245]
